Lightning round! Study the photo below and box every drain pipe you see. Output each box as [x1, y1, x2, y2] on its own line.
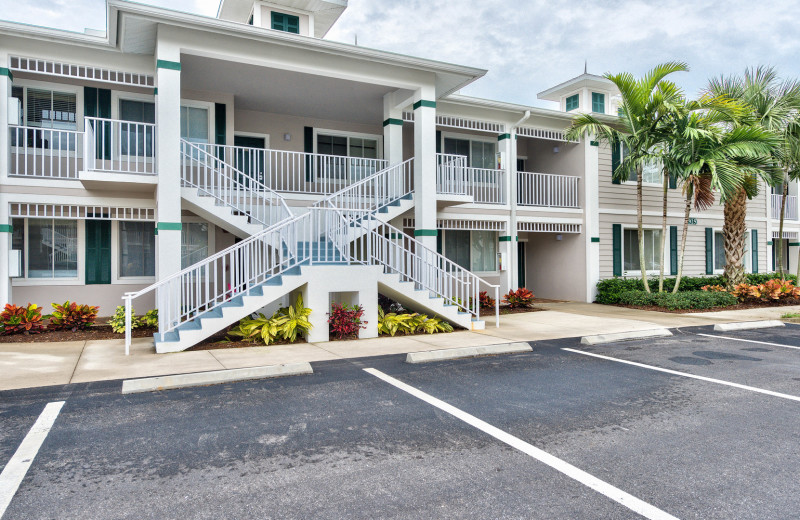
[509, 110, 530, 290]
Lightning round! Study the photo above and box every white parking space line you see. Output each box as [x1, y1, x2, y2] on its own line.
[695, 333, 800, 351]
[364, 368, 678, 520]
[563, 348, 800, 403]
[0, 401, 64, 519]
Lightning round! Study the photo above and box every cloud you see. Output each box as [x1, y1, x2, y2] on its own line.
[5, 0, 800, 109]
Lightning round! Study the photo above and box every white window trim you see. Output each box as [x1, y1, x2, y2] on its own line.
[112, 221, 156, 284]
[312, 128, 383, 159]
[111, 92, 157, 166]
[11, 218, 85, 286]
[180, 99, 215, 145]
[621, 225, 667, 277]
[620, 144, 663, 187]
[439, 229, 499, 275]
[441, 131, 498, 170]
[10, 79, 83, 159]
[710, 228, 726, 275]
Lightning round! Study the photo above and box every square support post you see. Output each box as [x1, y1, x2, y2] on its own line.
[584, 136, 600, 302]
[383, 92, 404, 166]
[0, 57, 12, 305]
[412, 89, 437, 253]
[500, 130, 517, 291]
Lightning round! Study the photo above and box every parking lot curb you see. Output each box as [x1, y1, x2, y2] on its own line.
[121, 362, 314, 394]
[713, 320, 785, 332]
[580, 328, 672, 345]
[405, 342, 532, 364]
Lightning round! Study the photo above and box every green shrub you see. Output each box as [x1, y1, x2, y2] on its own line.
[618, 290, 737, 310]
[49, 301, 99, 332]
[0, 303, 45, 335]
[228, 295, 312, 345]
[108, 306, 158, 334]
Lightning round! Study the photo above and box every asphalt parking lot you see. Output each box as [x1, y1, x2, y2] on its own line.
[2, 324, 800, 519]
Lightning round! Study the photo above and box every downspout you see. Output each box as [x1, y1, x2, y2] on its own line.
[509, 110, 530, 289]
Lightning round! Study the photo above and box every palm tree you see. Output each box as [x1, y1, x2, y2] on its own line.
[566, 62, 689, 292]
[706, 67, 798, 284]
[664, 103, 780, 292]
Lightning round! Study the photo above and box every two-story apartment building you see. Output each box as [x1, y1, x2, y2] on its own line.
[0, 0, 792, 351]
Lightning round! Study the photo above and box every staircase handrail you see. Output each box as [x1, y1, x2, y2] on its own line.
[122, 211, 309, 354]
[311, 158, 414, 213]
[181, 139, 292, 226]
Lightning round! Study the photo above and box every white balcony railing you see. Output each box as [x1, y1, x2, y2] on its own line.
[193, 144, 387, 196]
[84, 117, 157, 175]
[465, 167, 505, 204]
[436, 153, 468, 195]
[772, 194, 798, 221]
[9, 126, 83, 179]
[517, 171, 580, 208]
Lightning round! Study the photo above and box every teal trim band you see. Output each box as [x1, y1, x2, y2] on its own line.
[591, 237, 600, 243]
[0, 67, 13, 81]
[413, 229, 438, 237]
[767, 241, 774, 246]
[790, 242, 800, 247]
[412, 99, 436, 110]
[382, 118, 403, 127]
[388, 233, 403, 239]
[153, 87, 158, 95]
[156, 59, 181, 71]
[590, 141, 599, 146]
[0, 224, 12, 233]
[157, 222, 182, 231]
[498, 133, 511, 141]
[154, 228, 157, 236]
[498, 235, 513, 242]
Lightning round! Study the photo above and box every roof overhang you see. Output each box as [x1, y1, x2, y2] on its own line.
[537, 73, 618, 102]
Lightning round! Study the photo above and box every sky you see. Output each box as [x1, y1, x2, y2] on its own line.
[7, 0, 800, 109]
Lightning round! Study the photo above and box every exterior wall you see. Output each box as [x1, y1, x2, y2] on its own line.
[523, 232, 586, 301]
[13, 284, 154, 318]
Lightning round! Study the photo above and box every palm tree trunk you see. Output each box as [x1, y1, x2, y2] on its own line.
[778, 182, 787, 279]
[723, 187, 748, 287]
[659, 169, 668, 292]
[673, 191, 692, 293]
[637, 166, 650, 293]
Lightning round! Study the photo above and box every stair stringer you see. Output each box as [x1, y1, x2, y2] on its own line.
[377, 271, 478, 330]
[181, 187, 263, 239]
[153, 268, 309, 353]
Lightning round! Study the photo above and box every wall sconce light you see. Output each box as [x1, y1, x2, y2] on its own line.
[556, 234, 563, 241]
[553, 146, 560, 153]
[284, 133, 291, 141]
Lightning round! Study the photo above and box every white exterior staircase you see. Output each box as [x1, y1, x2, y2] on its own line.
[123, 151, 499, 354]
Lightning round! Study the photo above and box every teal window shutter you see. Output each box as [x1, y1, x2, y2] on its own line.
[271, 12, 300, 33]
[612, 224, 622, 276]
[592, 92, 605, 113]
[436, 130, 442, 154]
[84, 87, 111, 160]
[670, 226, 678, 275]
[752, 229, 758, 273]
[611, 140, 620, 184]
[214, 103, 226, 146]
[668, 171, 677, 189]
[565, 94, 579, 111]
[304, 126, 313, 181]
[705, 228, 713, 274]
[85, 220, 111, 285]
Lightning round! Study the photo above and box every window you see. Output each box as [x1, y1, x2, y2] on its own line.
[620, 143, 661, 184]
[444, 137, 496, 169]
[119, 99, 155, 157]
[566, 94, 579, 111]
[119, 222, 155, 277]
[12, 218, 78, 279]
[180, 106, 209, 145]
[773, 239, 790, 271]
[713, 231, 726, 271]
[182, 223, 209, 268]
[271, 11, 300, 33]
[623, 228, 662, 273]
[592, 92, 605, 113]
[440, 230, 497, 272]
[12, 87, 77, 151]
[316, 132, 380, 178]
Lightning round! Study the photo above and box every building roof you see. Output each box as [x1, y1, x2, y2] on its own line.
[537, 73, 618, 101]
[216, 0, 348, 38]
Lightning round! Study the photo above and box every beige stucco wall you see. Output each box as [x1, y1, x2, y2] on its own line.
[523, 231, 587, 301]
[12, 284, 155, 318]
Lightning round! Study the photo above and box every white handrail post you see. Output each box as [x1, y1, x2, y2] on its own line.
[124, 295, 132, 356]
[494, 286, 500, 328]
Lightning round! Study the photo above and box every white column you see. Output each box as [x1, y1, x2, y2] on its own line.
[155, 40, 182, 329]
[383, 92, 404, 166]
[0, 61, 11, 305]
[584, 138, 600, 302]
[499, 130, 517, 291]
[412, 87, 437, 251]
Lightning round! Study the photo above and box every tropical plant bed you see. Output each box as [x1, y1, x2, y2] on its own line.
[187, 329, 305, 351]
[614, 298, 800, 314]
[498, 305, 546, 315]
[0, 324, 156, 343]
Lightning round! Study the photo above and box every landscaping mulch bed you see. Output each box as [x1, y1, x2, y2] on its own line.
[0, 324, 155, 343]
[615, 298, 800, 314]
[499, 306, 546, 315]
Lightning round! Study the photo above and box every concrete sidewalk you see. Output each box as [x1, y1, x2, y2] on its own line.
[2, 302, 798, 391]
